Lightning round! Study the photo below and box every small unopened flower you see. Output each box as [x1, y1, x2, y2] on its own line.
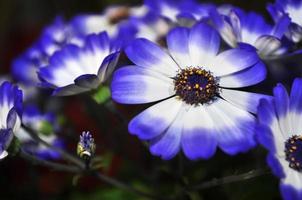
[77, 131, 96, 160]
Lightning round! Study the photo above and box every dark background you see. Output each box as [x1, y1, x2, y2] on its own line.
[0, 1, 282, 200]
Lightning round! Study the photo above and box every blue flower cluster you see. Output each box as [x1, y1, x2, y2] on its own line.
[2, 0, 302, 199]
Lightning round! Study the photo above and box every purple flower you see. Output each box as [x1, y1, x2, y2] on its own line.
[111, 22, 270, 160]
[257, 78, 302, 200]
[211, 7, 290, 59]
[39, 32, 120, 96]
[0, 82, 23, 159]
[268, 0, 302, 43]
[15, 105, 63, 160]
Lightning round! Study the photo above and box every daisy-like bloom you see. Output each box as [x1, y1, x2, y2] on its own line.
[38, 32, 120, 96]
[145, 0, 205, 24]
[0, 82, 23, 159]
[111, 22, 270, 160]
[257, 78, 302, 200]
[12, 17, 73, 86]
[71, 5, 148, 38]
[211, 8, 290, 59]
[15, 105, 63, 159]
[268, 0, 302, 43]
[77, 131, 95, 160]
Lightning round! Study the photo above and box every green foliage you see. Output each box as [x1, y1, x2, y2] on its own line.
[7, 137, 20, 156]
[92, 86, 111, 104]
[39, 121, 53, 136]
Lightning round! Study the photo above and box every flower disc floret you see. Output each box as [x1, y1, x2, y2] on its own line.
[285, 135, 302, 172]
[174, 67, 219, 105]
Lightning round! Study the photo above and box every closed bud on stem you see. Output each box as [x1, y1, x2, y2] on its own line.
[77, 131, 96, 163]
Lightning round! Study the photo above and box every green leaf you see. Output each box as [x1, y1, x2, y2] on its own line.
[39, 121, 53, 136]
[92, 86, 111, 104]
[7, 137, 21, 156]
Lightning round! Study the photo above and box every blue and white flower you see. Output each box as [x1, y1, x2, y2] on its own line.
[257, 78, 302, 200]
[268, 0, 302, 43]
[39, 32, 120, 96]
[111, 22, 270, 160]
[15, 105, 63, 159]
[211, 7, 290, 59]
[145, 0, 209, 24]
[0, 82, 23, 159]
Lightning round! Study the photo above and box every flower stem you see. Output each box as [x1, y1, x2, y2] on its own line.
[19, 148, 81, 173]
[188, 168, 271, 191]
[22, 125, 85, 169]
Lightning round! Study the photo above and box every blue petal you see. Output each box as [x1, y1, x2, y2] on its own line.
[125, 38, 178, 77]
[74, 74, 100, 89]
[84, 32, 110, 54]
[212, 48, 259, 76]
[272, 15, 291, 38]
[274, 83, 289, 118]
[128, 97, 182, 140]
[208, 99, 256, 155]
[167, 27, 191, 67]
[290, 78, 302, 113]
[98, 51, 120, 82]
[12, 56, 39, 85]
[189, 22, 220, 65]
[181, 106, 217, 160]
[149, 109, 183, 160]
[280, 184, 302, 200]
[256, 124, 276, 153]
[0, 82, 23, 117]
[6, 108, 18, 130]
[257, 98, 276, 126]
[111, 66, 174, 104]
[219, 61, 266, 88]
[220, 89, 272, 114]
[266, 153, 285, 178]
[0, 129, 13, 154]
[52, 84, 89, 96]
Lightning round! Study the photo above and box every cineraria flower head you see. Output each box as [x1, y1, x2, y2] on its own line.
[268, 0, 302, 43]
[15, 105, 63, 159]
[0, 82, 23, 159]
[77, 131, 96, 160]
[211, 7, 290, 59]
[111, 22, 271, 160]
[38, 32, 120, 96]
[257, 78, 302, 200]
[145, 0, 212, 25]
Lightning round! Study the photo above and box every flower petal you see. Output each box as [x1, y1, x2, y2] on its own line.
[125, 38, 179, 77]
[219, 61, 266, 88]
[167, 27, 191, 67]
[211, 48, 259, 76]
[289, 78, 302, 134]
[257, 99, 285, 155]
[149, 107, 184, 160]
[189, 22, 220, 67]
[206, 98, 256, 155]
[181, 105, 217, 160]
[128, 97, 183, 140]
[74, 74, 100, 89]
[111, 66, 175, 104]
[220, 89, 272, 114]
[52, 84, 89, 96]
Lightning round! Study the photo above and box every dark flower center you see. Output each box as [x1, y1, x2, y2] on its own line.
[173, 67, 219, 105]
[285, 135, 302, 171]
